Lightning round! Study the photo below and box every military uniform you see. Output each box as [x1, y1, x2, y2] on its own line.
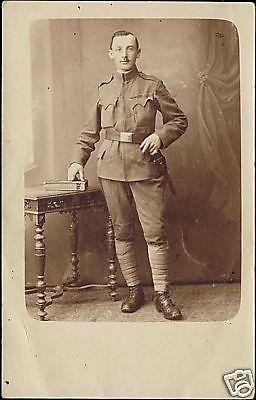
[71, 66, 188, 293]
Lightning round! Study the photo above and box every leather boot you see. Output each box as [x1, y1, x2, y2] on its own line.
[121, 284, 145, 313]
[154, 292, 183, 320]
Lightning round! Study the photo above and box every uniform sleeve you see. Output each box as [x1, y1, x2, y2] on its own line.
[154, 80, 188, 148]
[71, 98, 102, 167]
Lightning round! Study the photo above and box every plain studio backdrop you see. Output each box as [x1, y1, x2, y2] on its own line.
[25, 19, 241, 291]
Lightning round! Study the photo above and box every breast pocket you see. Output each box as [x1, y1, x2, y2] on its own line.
[129, 95, 156, 126]
[101, 98, 118, 128]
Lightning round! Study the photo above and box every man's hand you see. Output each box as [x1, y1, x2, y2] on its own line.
[67, 163, 85, 181]
[140, 133, 162, 155]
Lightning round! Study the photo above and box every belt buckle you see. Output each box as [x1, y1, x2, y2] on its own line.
[120, 131, 133, 143]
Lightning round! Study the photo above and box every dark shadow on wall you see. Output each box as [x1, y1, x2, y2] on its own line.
[25, 19, 241, 287]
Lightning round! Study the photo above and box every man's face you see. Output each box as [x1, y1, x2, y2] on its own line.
[109, 34, 141, 73]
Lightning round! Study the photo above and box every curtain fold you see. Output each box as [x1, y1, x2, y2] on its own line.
[196, 20, 240, 221]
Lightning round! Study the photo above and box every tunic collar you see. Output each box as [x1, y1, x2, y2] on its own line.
[114, 66, 139, 83]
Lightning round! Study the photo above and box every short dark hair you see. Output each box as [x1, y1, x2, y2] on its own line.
[110, 30, 139, 50]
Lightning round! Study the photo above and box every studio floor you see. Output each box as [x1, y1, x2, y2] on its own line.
[26, 282, 241, 322]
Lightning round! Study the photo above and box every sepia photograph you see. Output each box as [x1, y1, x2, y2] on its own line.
[25, 18, 241, 323]
[3, 2, 254, 399]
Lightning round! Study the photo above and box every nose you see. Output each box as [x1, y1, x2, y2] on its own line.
[121, 49, 128, 59]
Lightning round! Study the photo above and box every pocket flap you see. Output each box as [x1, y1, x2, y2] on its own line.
[102, 97, 118, 110]
[97, 140, 111, 159]
[97, 145, 107, 160]
[129, 95, 154, 108]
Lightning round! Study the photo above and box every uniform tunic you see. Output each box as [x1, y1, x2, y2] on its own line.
[72, 66, 188, 180]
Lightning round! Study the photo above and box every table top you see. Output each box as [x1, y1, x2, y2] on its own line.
[25, 185, 106, 214]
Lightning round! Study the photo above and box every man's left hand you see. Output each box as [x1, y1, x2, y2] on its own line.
[140, 133, 162, 155]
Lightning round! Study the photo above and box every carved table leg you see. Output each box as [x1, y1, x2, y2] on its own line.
[66, 210, 80, 287]
[35, 214, 47, 321]
[106, 215, 118, 301]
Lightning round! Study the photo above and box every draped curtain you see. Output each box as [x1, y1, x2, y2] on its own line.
[196, 20, 240, 222]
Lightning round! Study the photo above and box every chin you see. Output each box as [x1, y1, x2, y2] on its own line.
[120, 65, 133, 72]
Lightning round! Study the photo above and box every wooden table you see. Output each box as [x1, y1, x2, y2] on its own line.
[25, 185, 118, 321]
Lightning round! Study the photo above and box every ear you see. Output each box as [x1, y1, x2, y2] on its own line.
[108, 49, 114, 60]
[136, 48, 141, 59]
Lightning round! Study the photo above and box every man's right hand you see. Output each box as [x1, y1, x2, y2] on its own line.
[67, 163, 85, 181]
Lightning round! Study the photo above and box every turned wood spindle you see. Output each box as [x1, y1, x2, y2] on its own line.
[35, 214, 47, 321]
[69, 210, 80, 285]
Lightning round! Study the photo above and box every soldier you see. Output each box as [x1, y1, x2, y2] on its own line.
[68, 30, 188, 320]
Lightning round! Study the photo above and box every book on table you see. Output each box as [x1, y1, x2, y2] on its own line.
[43, 180, 88, 192]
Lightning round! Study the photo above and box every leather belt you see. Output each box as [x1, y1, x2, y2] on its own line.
[104, 128, 149, 144]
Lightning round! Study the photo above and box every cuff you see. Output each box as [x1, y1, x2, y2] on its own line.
[155, 127, 183, 148]
[68, 161, 84, 169]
